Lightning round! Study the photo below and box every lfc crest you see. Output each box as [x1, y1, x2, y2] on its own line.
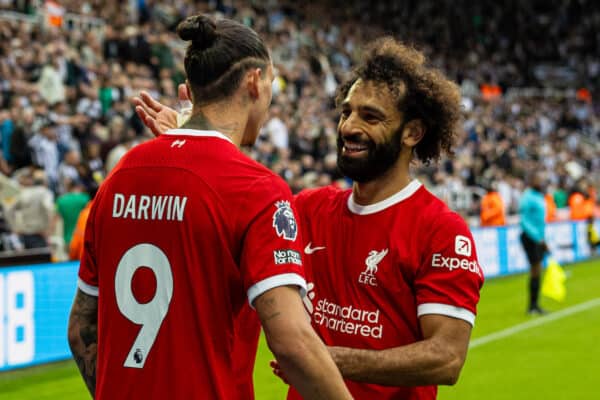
[359, 249, 388, 286]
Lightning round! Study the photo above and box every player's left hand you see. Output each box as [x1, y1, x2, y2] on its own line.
[270, 360, 290, 385]
[132, 83, 188, 137]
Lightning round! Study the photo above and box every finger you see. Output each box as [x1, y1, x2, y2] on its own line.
[134, 104, 149, 123]
[137, 109, 163, 138]
[139, 91, 163, 113]
[146, 116, 164, 137]
[133, 97, 158, 119]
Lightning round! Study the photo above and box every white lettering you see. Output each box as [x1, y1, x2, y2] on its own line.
[312, 298, 383, 339]
[165, 196, 173, 221]
[113, 193, 125, 217]
[431, 253, 481, 276]
[123, 195, 137, 219]
[112, 194, 187, 222]
[172, 197, 187, 221]
[151, 196, 167, 219]
[138, 196, 151, 220]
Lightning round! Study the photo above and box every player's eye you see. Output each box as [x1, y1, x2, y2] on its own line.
[363, 113, 379, 123]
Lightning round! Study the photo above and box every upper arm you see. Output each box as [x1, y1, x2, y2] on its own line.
[240, 176, 307, 307]
[415, 212, 484, 325]
[254, 285, 311, 355]
[68, 289, 98, 342]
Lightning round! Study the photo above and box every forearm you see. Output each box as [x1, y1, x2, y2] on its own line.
[330, 337, 463, 386]
[67, 289, 98, 397]
[257, 286, 351, 400]
[274, 329, 352, 400]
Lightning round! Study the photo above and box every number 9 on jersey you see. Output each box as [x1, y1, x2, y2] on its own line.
[115, 243, 173, 368]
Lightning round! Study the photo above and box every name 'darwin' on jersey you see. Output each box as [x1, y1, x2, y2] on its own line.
[112, 193, 188, 221]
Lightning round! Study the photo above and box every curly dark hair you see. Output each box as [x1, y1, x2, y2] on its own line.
[336, 37, 462, 164]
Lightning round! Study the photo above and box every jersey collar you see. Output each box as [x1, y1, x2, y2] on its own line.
[347, 179, 422, 215]
[164, 128, 234, 144]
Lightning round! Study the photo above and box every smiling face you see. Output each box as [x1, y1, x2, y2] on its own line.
[336, 79, 405, 183]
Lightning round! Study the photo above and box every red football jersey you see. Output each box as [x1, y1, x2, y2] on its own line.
[288, 180, 484, 400]
[78, 129, 306, 400]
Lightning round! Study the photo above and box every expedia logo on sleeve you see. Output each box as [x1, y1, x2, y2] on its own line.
[431, 235, 481, 276]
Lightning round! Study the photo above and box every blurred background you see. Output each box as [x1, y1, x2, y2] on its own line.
[0, 0, 598, 399]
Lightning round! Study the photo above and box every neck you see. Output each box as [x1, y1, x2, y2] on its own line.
[351, 150, 413, 205]
[180, 102, 247, 147]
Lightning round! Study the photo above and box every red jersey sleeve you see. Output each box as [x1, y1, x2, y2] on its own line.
[414, 212, 484, 326]
[77, 188, 103, 296]
[240, 175, 307, 306]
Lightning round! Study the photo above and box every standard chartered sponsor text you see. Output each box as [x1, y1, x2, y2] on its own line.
[313, 298, 383, 339]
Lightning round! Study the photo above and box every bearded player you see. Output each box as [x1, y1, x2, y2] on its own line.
[135, 37, 484, 400]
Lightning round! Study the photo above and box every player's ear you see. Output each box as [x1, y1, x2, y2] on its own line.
[184, 80, 193, 103]
[402, 119, 425, 147]
[245, 68, 262, 99]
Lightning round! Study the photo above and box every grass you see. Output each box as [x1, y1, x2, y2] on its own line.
[2, 258, 599, 399]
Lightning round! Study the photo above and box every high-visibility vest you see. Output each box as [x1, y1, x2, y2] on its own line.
[545, 194, 557, 222]
[46, 0, 64, 28]
[69, 201, 92, 260]
[480, 191, 506, 226]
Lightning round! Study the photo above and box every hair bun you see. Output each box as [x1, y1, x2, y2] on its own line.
[177, 15, 217, 50]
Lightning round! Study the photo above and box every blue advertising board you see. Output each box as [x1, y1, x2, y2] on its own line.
[472, 220, 598, 279]
[0, 262, 78, 372]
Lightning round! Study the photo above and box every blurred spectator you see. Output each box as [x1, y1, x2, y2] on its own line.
[4, 167, 54, 249]
[569, 180, 595, 220]
[545, 193, 558, 222]
[68, 185, 97, 260]
[54, 178, 90, 252]
[480, 183, 506, 226]
[0, 0, 597, 249]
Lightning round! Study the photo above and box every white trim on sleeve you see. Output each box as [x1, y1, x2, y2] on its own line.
[78, 278, 99, 297]
[417, 303, 476, 326]
[247, 273, 307, 308]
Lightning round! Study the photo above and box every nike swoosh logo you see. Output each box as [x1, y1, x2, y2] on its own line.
[304, 242, 326, 255]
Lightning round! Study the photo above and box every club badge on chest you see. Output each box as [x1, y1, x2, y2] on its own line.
[358, 249, 388, 286]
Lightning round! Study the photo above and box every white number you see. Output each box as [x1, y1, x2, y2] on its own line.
[0, 271, 35, 367]
[115, 243, 173, 368]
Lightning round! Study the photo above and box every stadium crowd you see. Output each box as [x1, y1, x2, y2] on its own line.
[0, 0, 598, 256]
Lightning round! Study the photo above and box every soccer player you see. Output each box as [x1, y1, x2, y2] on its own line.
[67, 15, 351, 400]
[136, 37, 484, 400]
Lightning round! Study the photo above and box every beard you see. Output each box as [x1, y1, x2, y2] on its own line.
[336, 125, 404, 183]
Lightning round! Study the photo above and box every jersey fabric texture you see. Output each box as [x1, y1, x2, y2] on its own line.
[78, 129, 306, 399]
[288, 180, 484, 400]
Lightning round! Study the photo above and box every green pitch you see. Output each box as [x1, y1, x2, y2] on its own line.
[1, 258, 599, 399]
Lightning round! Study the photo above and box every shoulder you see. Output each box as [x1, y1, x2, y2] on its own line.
[294, 185, 347, 213]
[415, 188, 472, 237]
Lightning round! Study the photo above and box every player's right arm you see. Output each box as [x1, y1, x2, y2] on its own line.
[255, 285, 352, 400]
[68, 289, 98, 398]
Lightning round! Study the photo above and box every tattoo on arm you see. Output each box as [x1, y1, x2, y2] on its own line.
[256, 294, 283, 322]
[68, 289, 98, 397]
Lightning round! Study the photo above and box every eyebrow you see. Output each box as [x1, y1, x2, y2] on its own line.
[341, 101, 387, 118]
